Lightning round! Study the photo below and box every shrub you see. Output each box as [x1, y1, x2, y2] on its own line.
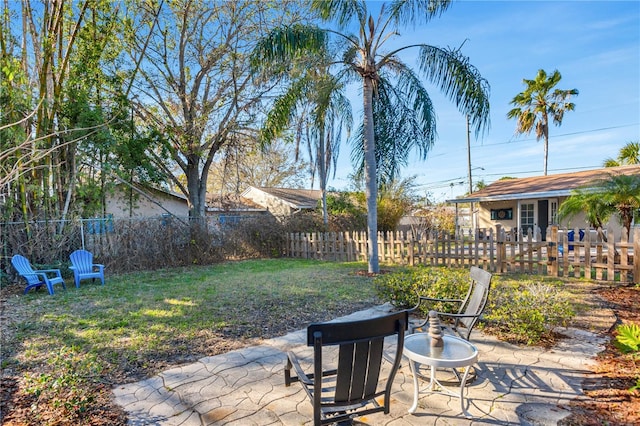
[482, 277, 575, 344]
[375, 268, 576, 346]
[374, 266, 469, 312]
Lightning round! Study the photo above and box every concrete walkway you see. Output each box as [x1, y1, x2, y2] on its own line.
[113, 304, 611, 425]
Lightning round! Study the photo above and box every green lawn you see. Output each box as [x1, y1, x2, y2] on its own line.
[1, 258, 379, 424]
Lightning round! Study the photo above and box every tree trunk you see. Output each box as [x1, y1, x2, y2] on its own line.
[542, 113, 549, 176]
[318, 127, 328, 226]
[186, 155, 203, 219]
[363, 76, 379, 273]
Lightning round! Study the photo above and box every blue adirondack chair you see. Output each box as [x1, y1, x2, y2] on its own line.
[11, 255, 66, 295]
[69, 249, 105, 288]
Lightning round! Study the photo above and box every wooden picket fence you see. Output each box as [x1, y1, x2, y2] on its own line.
[285, 225, 640, 284]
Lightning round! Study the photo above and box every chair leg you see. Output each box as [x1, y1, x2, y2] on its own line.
[284, 358, 292, 386]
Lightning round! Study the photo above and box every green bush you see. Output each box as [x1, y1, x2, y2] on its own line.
[483, 277, 575, 344]
[374, 266, 469, 313]
[375, 268, 576, 346]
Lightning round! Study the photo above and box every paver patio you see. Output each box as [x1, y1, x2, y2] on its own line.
[113, 304, 611, 425]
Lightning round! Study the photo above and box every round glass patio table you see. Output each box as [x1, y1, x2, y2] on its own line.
[403, 333, 478, 417]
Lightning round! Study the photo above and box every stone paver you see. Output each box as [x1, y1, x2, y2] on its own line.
[113, 304, 611, 425]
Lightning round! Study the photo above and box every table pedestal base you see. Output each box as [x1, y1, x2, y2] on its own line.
[408, 360, 473, 418]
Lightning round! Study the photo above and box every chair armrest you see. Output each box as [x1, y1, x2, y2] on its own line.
[94, 264, 105, 271]
[419, 296, 464, 304]
[286, 351, 314, 386]
[436, 312, 482, 320]
[36, 269, 62, 278]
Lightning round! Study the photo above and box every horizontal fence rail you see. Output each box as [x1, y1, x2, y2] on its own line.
[285, 225, 640, 284]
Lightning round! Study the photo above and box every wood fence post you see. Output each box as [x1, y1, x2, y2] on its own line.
[620, 228, 629, 283]
[607, 227, 615, 281]
[634, 228, 640, 284]
[548, 225, 558, 277]
[495, 225, 504, 273]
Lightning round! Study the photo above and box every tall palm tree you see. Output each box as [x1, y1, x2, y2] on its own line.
[301, 71, 353, 225]
[507, 69, 578, 176]
[603, 141, 640, 167]
[253, 52, 352, 226]
[252, 0, 490, 273]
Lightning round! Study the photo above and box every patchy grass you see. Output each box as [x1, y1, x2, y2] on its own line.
[1, 259, 379, 425]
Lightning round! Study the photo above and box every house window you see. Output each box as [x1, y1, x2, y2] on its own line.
[550, 200, 559, 224]
[490, 208, 513, 220]
[520, 203, 535, 233]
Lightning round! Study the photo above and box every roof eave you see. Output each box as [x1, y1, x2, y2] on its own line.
[448, 189, 573, 204]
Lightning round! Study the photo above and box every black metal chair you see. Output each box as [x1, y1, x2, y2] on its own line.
[411, 266, 493, 341]
[285, 310, 409, 425]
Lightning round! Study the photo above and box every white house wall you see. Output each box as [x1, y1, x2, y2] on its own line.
[105, 188, 189, 218]
[478, 198, 626, 238]
[242, 187, 293, 216]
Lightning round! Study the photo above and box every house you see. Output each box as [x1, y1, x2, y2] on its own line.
[449, 165, 640, 240]
[105, 183, 189, 219]
[241, 186, 322, 217]
[206, 193, 268, 226]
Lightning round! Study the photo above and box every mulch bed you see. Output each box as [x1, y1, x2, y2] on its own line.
[559, 285, 640, 426]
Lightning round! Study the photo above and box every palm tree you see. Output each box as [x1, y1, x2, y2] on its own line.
[603, 141, 640, 167]
[507, 69, 578, 176]
[557, 187, 613, 231]
[253, 50, 352, 226]
[252, 1, 490, 273]
[558, 174, 640, 240]
[599, 174, 640, 237]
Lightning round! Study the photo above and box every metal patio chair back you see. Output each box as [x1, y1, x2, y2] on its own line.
[412, 266, 493, 341]
[285, 310, 409, 425]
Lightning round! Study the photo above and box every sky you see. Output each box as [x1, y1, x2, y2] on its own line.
[324, 0, 640, 202]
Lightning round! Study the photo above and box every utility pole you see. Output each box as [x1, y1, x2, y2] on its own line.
[466, 115, 474, 232]
[466, 116, 472, 194]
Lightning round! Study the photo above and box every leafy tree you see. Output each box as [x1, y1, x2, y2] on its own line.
[377, 178, 418, 232]
[507, 69, 578, 176]
[252, 0, 490, 273]
[123, 0, 305, 219]
[604, 141, 640, 167]
[207, 138, 310, 197]
[1, 0, 131, 223]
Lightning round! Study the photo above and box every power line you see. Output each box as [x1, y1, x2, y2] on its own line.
[426, 122, 639, 158]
